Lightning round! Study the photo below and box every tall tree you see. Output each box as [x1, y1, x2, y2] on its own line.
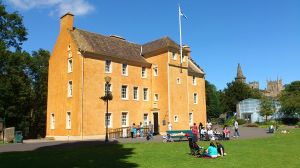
[259, 97, 275, 122]
[205, 80, 222, 118]
[221, 81, 262, 113]
[279, 81, 300, 116]
[0, 2, 27, 50]
[28, 49, 50, 137]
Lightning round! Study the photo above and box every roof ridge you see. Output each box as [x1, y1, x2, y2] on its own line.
[74, 28, 141, 46]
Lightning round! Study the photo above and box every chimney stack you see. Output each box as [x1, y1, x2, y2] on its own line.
[60, 12, 74, 32]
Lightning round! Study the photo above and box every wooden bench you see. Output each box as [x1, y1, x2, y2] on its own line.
[166, 130, 194, 141]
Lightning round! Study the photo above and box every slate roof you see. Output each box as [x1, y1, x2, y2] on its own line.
[70, 28, 204, 76]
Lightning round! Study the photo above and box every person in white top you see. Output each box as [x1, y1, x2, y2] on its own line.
[168, 122, 172, 131]
[234, 120, 240, 137]
[206, 121, 212, 130]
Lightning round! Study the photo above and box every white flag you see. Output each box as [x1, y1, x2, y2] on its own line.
[179, 6, 188, 20]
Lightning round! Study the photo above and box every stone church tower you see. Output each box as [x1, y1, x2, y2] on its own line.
[235, 63, 246, 83]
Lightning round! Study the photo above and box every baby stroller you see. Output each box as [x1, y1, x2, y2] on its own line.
[188, 136, 203, 156]
[163, 134, 174, 143]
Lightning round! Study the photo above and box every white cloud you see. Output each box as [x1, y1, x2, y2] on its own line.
[8, 0, 94, 16]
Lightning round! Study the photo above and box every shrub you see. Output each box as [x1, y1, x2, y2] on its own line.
[244, 123, 259, 127]
[297, 121, 300, 128]
[281, 118, 299, 125]
[224, 117, 235, 127]
[236, 119, 246, 125]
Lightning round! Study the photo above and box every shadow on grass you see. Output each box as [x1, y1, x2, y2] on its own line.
[0, 140, 138, 168]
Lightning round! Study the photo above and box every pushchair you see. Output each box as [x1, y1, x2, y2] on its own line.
[187, 136, 203, 156]
[163, 134, 174, 143]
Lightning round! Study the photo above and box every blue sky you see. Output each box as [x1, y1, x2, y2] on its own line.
[5, 0, 300, 90]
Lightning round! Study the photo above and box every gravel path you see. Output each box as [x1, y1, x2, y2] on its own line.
[0, 126, 275, 153]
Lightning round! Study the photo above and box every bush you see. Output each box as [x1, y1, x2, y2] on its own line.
[297, 122, 300, 128]
[236, 119, 246, 125]
[224, 117, 235, 127]
[281, 118, 299, 125]
[244, 123, 259, 127]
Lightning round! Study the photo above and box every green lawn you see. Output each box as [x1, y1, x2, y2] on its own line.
[0, 129, 300, 168]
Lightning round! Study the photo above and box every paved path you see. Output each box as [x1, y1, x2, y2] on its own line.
[0, 126, 275, 153]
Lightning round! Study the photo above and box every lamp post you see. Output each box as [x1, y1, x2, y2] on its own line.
[104, 76, 111, 143]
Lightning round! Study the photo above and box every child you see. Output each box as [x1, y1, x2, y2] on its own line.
[216, 141, 226, 156]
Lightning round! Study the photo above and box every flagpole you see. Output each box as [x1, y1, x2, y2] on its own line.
[178, 5, 183, 72]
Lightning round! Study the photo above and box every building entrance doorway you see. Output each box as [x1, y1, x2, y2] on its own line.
[153, 112, 159, 135]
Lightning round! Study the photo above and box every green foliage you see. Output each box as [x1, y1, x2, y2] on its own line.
[236, 119, 246, 125]
[205, 80, 222, 118]
[259, 97, 276, 122]
[297, 121, 300, 127]
[220, 81, 262, 113]
[224, 117, 235, 126]
[279, 81, 300, 116]
[0, 2, 27, 50]
[0, 3, 49, 138]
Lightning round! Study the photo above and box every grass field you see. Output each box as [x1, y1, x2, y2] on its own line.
[0, 129, 299, 168]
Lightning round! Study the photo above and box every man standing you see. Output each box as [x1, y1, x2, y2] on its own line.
[148, 121, 154, 139]
[234, 120, 240, 137]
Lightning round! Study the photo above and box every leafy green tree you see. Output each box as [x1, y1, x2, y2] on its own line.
[259, 97, 275, 122]
[221, 81, 262, 113]
[205, 80, 222, 118]
[279, 81, 300, 116]
[0, 2, 27, 50]
[28, 49, 50, 137]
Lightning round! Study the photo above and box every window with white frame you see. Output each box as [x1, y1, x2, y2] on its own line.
[105, 83, 112, 94]
[68, 57, 73, 73]
[174, 115, 179, 122]
[66, 112, 71, 129]
[68, 81, 73, 97]
[183, 55, 187, 62]
[192, 76, 197, 85]
[154, 93, 159, 101]
[143, 88, 149, 101]
[121, 112, 128, 127]
[133, 87, 139, 100]
[105, 60, 112, 73]
[143, 113, 148, 125]
[50, 113, 55, 129]
[121, 85, 128, 99]
[193, 93, 198, 104]
[153, 65, 158, 76]
[141, 67, 147, 78]
[176, 77, 181, 84]
[105, 113, 112, 128]
[189, 113, 193, 125]
[172, 52, 177, 60]
[122, 63, 128, 76]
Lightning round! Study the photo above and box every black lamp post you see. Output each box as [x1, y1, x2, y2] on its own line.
[104, 76, 111, 143]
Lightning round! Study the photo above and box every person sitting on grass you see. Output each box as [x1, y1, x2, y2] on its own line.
[216, 141, 226, 157]
[203, 142, 218, 158]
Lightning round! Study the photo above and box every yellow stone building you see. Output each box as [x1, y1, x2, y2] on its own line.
[46, 13, 207, 140]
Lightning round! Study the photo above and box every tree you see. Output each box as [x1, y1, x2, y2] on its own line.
[205, 80, 222, 118]
[259, 97, 275, 122]
[0, 2, 27, 50]
[279, 81, 300, 117]
[221, 81, 262, 113]
[28, 49, 50, 138]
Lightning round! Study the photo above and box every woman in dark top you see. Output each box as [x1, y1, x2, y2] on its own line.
[216, 141, 226, 156]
